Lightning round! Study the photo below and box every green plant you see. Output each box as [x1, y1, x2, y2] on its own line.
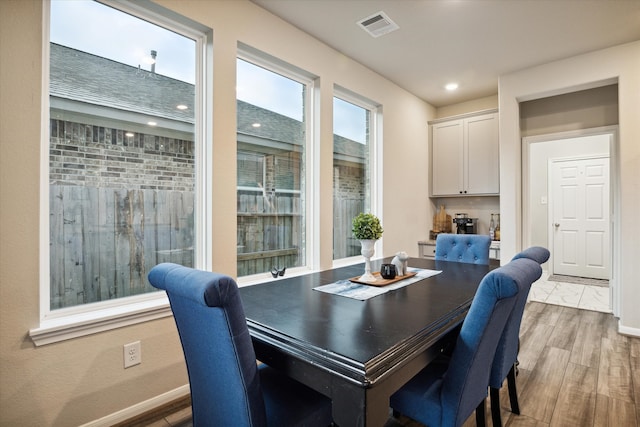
[352, 212, 383, 240]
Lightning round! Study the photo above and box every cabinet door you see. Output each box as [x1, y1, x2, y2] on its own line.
[431, 120, 464, 196]
[465, 113, 499, 195]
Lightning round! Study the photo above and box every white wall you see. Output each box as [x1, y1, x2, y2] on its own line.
[499, 41, 640, 334]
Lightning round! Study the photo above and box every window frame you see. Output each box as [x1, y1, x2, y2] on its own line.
[31, 0, 213, 346]
[236, 45, 318, 283]
[331, 86, 383, 267]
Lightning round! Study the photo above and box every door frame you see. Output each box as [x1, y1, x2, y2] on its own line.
[522, 125, 619, 315]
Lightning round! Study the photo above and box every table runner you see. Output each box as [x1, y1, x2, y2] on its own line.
[313, 268, 441, 300]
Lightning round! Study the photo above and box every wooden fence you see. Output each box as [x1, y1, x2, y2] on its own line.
[49, 187, 364, 306]
[333, 197, 364, 259]
[50, 186, 194, 309]
[237, 191, 301, 276]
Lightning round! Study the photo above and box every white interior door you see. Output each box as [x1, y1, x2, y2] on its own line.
[551, 156, 610, 279]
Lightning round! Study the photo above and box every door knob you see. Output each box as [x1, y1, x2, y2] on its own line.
[554, 223, 560, 227]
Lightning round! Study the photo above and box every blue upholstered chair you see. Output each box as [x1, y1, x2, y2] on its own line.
[435, 233, 491, 265]
[489, 247, 549, 427]
[389, 258, 540, 427]
[148, 263, 332, 427]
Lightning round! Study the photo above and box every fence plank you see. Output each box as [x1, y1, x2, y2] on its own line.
[49, 186, 64, 308]
[113, 189, 132, 298]
[83, 187, 100, 304]
[64, 186, 85, 306]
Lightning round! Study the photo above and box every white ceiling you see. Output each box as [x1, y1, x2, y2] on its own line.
[251, 0, 640, 107]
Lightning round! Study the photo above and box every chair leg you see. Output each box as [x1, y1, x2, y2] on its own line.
[476, 398, 486, 427]
[489, 387, 502, 427]
[507, 365, 520, 415]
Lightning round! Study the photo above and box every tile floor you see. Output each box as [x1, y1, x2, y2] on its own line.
[528, 271, 611, 313]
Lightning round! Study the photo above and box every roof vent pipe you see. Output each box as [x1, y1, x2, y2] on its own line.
[150, 50, 157, 74]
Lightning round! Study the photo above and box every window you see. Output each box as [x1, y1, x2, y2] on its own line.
[32, 0, 211, 345]
[236, 54, 312, 278]
[332, 90, 378, 260]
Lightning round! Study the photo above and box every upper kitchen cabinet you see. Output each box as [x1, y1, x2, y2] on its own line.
[430, 110, 499, 197]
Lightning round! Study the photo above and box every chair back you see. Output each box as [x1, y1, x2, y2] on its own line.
[440, 260, 525, 427]
[435, 233, 491, 265]
[511, 246, 550, 264]
[148, 263, 267, 426]
[489, 250, 546, 388]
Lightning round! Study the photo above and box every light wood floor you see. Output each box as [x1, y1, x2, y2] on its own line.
[124, 301, 639, 426]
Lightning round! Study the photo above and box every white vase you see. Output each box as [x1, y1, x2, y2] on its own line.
[359, 239, 377, 282]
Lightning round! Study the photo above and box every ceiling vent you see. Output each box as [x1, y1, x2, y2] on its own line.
[357, 11, 399, 38]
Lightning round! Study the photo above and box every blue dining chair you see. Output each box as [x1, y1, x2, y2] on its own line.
[435, 233, 491, 265]
[489, 247, 549, 427]
[389, 258, 540, 427]
[148, 263, 332, 427]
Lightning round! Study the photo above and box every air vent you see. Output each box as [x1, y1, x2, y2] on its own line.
[357, 11, 399, 38]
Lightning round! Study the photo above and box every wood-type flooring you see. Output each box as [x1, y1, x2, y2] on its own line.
[121, 302, 640, 427]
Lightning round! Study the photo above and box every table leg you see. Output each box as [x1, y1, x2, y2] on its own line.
[331, 382, 389, 427]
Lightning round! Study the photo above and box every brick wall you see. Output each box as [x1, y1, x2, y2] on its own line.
[49, 119, 194, 191]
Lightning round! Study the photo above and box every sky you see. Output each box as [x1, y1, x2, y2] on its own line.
[50, 0, 196, 84]
[50, 0, 366, 143]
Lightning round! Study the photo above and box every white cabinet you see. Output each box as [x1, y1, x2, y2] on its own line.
[418, 240, 436, 259]
[430, 111, 499, 196]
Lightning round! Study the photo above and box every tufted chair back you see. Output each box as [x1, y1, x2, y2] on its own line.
[435, 233, 491, 265]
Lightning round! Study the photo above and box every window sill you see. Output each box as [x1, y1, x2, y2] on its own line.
[29, 295, 173, 347]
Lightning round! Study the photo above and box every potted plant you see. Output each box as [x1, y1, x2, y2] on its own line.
[352, 213, 383, 282]
[352, 212, 384, 241]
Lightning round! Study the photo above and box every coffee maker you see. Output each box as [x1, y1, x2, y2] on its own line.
[452, 213, 478, 234]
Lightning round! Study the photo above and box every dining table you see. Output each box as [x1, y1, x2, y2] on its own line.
[238, 257, 492, 427]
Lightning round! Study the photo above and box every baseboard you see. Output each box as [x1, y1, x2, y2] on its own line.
[79, 384, 190, 427]
[618, 321, 640, 338]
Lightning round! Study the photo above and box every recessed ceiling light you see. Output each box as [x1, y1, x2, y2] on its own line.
[445, 83, 459, 91]
[147, 121, 157, 126]
[125, 132, 134, 137]
[176, 104, 188, 110]
[252, 123, 261, 128]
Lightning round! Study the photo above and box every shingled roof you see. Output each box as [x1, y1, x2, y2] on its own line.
[50, 43, 194, 123]
[50, 43, 364, 161]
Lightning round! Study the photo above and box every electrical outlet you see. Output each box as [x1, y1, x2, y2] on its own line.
[124, 341, 141, 368]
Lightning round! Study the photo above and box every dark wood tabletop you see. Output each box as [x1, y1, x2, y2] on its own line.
[238, 257, 491, 426]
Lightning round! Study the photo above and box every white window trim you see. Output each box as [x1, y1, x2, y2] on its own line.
[31, 0, 213, 346]
[236, 44, 319, 280]
[332, 86, 383, 266]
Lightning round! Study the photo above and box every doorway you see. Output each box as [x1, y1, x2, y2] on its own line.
[523, 128, 617, 313]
